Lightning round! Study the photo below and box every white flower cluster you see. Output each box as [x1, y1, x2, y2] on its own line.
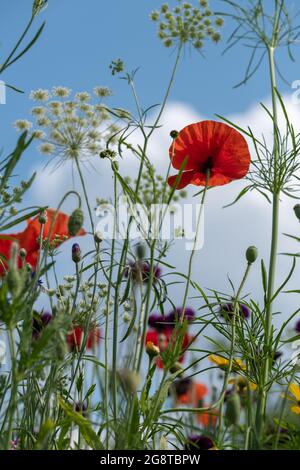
[15, 86, 131, 162]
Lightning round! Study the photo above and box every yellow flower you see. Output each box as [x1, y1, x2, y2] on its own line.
[228, 376, 257, 392]
[209, 354, 246, 372]
[282, 383, 300, 415]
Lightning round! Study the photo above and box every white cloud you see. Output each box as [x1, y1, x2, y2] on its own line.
[28, 96, 300, 331]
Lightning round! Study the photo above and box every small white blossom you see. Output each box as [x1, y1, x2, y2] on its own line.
[52, 86, 71, 98]
[39, 143, 55, 155]
[30, 89, 50, 101]
[14, 120, 32, 131]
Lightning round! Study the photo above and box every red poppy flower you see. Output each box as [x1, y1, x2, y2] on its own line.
[66, 326, 101, 352]
[196, 407, 219, 428]
[0, 209, 86, 274]
[176, 380, 208, 406]
[145, 328, 192, 368]
[168, 120, 250, 189]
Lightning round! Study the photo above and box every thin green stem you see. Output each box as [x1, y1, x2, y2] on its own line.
[255, 45, 280, 444]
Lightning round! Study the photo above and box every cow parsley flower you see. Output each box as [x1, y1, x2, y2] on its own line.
[23, 86, 130, 162]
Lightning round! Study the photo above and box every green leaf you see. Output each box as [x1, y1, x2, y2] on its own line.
[58, 398, 104, 450]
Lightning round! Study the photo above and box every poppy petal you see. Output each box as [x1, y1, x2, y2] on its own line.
[168, 170, 197, 189]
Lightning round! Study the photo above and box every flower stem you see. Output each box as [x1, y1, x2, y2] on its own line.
[255, 45, 280, 444]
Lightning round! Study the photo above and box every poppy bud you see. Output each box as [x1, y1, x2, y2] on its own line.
[7, 268, 22, 298]
[94, 231, 102, 244]
[19, 248, 27, 259]
[294, 204, 300, 221]
[246, 245, 258, 264]
[72, 243, 81, 263]
[169, 362, 183, 374]
[135, 242, 146, 260]
[68, 208, 84, 236]
[225, 392, 241, 426]
[170, 130, 179, 139]
[146, 341, 160, 359]
[38, 210, 48, 224]
[32, 0, 47, 16]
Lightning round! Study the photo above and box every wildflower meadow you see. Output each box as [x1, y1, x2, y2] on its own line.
[1, 0, 300, 460]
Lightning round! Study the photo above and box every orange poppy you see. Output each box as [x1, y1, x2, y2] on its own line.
[176, 380, 208, 406]
[0, 209, 86, 274]
[168, 120, 250, 189]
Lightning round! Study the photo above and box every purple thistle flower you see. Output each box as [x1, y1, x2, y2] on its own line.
[295, 319, 300, 334]
[75, 401, 88, 417]
[184, 435, 214, 451]
[148, 312, 169, 331]
[72, 243, 81, 263]
[32, 311, 52, 340]
[220, 302, 250, 320]
[167, 307, 196, 324]
[124, 261, 161, 283]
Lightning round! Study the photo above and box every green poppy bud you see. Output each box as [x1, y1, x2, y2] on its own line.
[246, 245, 258, 264]
[135, 242, 146, 260]
[225, 392, 241, 426]
[294, 204, 300, 222]
[7, 268, 22, 298]
[68, 208, 84, 236]
[38, 210, 48, 225]
[169, 362, 183, 374]
[19, 248, 27, 259]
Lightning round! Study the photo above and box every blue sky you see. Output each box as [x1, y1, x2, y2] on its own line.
[1, 0, 300, 340]
[1, 0, 300, 163]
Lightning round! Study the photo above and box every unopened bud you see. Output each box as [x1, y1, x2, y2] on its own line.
[68, 208, 84, 236]
[225, 392, 241, 426]
[294, 204, 300, 222]
[135, 242, 146, 260]
[39, 210, 48, 225]
[19, 248, 27, 259]
[146, 341, 160, 359]
[72, 243, 81, 263]
[94, 231, 102, 244]
[169, 362, 183, 374]
[246, 245, 258, 264]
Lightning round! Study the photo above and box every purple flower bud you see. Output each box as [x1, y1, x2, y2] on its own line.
[167, 307, 195, 324]
[295, 319, 300, 334]
[72, 243, 81, 263]
[32, 311, 52, 339]
[124, 261, 161, 283]
[185, 435, 214, 451]
[75, 401, 88, 417]
[220, 302, 250, 320]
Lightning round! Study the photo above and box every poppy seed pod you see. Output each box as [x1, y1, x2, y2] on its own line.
[294, 204, 300, 221]
[68, 208, 84, 236]
[170, 130, 179, 139]
[246, 245, 258, 264]
[72, 243, 81, 263]
[225, 391, 241, 426]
